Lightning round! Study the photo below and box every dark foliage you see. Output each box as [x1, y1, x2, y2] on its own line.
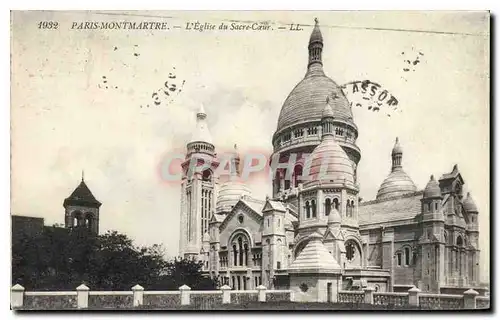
[12, 226, 217, 291]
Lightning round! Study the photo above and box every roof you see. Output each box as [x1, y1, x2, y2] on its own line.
[63, 180, 101, 208]
[423, 175, 442, 198]
[439, 164, 463, 183]
[303, 135, 355, 185]
[275, 22, 353, 133]
[463, 192, 478, 212]
[289, 232, 341, 271]
[309, 18, 323, 45]
[327, 207, 341, 224]
[216, 180, 252, 212]
[359, 191, 423, 225]
[377, 137, 416, 200]
[211, 213, 226, 223]
[190, 104, 213, 144]
[240, 197, 266, 215]
[391, 137, 403, 155]
[262, 199, 287, 213]
[376, 168, 417, 200]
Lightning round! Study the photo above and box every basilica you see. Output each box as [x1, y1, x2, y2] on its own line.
[177, 20, 483, 302]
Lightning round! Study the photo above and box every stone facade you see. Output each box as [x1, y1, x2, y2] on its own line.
[178, 19, 482, 298]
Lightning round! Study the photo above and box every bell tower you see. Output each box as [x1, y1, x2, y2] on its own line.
[179, 105, 219, 259]
[63, 172, 101, 234]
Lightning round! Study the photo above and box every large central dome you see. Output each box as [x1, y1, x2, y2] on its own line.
[277, 75, 352, 132]
[276, 20, 353, 133]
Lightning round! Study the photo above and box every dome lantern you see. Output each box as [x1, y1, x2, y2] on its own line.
[308, 18, 324, 69]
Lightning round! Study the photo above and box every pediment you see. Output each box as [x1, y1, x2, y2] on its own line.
[219, 200, 263, 231]
[262, 199, 286, 213]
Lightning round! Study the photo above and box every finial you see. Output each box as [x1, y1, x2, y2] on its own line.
[314, 17, 319, 25]
[196, 104, 207, 120]
[81, 170, 84, 182]
[395, 137, 399, 143]
[234, 143, 238, 151]
[430, 174, 434, 180]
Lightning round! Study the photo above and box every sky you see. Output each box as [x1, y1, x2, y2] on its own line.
[11, 11, 490, 282]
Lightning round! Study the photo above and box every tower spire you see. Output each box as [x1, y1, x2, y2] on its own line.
[81, 170, 85, 182]
[190, 104, 213, 145]
[391, 137, 403, 172]
[321, 96, 335, 138]
[307, 18, 324, 74]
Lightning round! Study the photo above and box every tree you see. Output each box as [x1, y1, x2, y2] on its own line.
[12, 227, 217, 291]
[155, 257, 218, 290]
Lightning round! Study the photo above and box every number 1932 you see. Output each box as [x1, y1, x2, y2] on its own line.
[38, 21, 59, 29]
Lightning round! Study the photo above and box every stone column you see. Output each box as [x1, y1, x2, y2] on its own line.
[132, 284, 144, 307]
[11, 284, 24, 309]
[408, 286, 421, 307]
[257, 285, 267, 302]
[363, 287, 375, 304]
[463, 289, 478, 309]
[179, 284, 191, 305]
[76, 284, 89, 309]
[221, 285, 231, 304]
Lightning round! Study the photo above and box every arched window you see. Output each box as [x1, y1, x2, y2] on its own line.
[456, 236, 463, 247]
[396, 252, 402, 266]
[346, 242, 356, 261]
[305, 201, 310, 219]
[72, 211, 82, 228]
[294, 165, 303, 188]
[333, 198, 339, 210]
[232, 244, 238, 266]
[346, 201, 351, 217]
[274, 170, 281, 192]
[202, 169, 212, 182]
[311, 200, 317, 218]
[325, 198, 332, 216]
[244, 243, 249, 266]
[284, 169, 290, 190]
[238, 237, 243, 266]
[435, 202, 438, 211]
[404, 247, 410, 266]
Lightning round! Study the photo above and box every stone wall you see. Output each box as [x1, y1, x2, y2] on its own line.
[11, 284, 488, 310]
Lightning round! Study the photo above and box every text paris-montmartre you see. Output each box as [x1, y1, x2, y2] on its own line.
[71, 21, 169, 30]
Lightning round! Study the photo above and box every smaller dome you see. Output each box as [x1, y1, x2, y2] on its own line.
[328, 208, 341, 225]
[203, 232, 210, 242]
[304, 136, 355, 185]
[463, 192, 478, 212]
[322, 99, 334, 118]
[216, 180, 252, 211]
[376, 169, 417, 200]
[423, 175, 441, 198]
[392, 137, 403, 155]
